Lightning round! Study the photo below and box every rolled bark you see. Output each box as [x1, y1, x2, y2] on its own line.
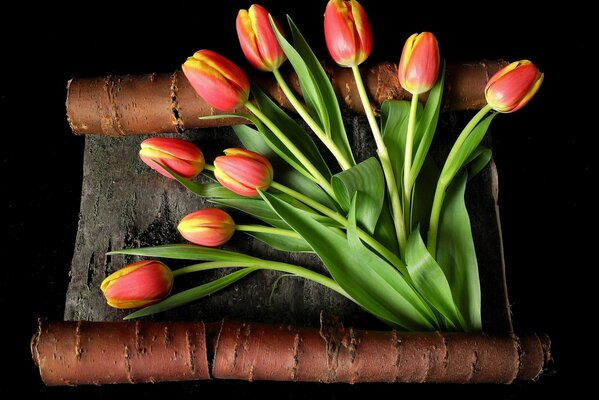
[31, 320, 210, 386]
[66, 60, 508, 136]
[32, 318, 550, 386]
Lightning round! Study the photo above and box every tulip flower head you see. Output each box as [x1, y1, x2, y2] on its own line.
[397, 32, 440, 95]
[177, 208, 236, 247]
[485, 60, 544, 113]
[182, 50, 250, 111]
[101, 260, 173, 309]
[214, 148, 273, 196]
[324, 0, 372, 67]
[237, 4, 286, 71]
[139, 138, 205, 179]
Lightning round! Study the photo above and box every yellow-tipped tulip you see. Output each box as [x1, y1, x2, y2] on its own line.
[139, 138, 204, 179]
[485, 60, 544, 113]
[101, 260, 173, 309]
[324, 0, 372, 67]
[214, 148, 273, 197]
[182, 50, 250, 111]
[236, 4, 286, 71]
[177, 208, 236, 247]
[397, 32, 440, 95]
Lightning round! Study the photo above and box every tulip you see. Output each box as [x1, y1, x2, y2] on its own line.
[101, 260, 173, 309]
[397, 32, 440, 95]
[177, 208, 236, 247]
[485, 60, 544, 113]
[182, 50, 250, 111]
[236, 4, 286, 71]
[139, 137, 205, 179]
[214, 148, 273, 196]
[324, 0, 372, 67]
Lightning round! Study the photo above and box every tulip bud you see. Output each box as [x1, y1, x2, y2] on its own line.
[214, 148, 273, 196]
[236, 4, 286, 71]
[182, 49, 250, 111]
[101, 260, 173, 309]
[397, 32, 440, 95]
[139, 138, 205, 179]
[177, 208, 236, 247]
[485, 60, 544, 113]
[324, 0, 372, 67]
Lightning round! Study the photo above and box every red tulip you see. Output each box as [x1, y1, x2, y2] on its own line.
[139, 138, 204, 179]
[236, 4, 286, 71]
[182, 50, 250, 111]
[397, 32, 440, 95]
[177, 208, 236, 247]
[214, 148, 273, 196]
[485, 60, 544, 113]
[324, 0, 372, 67]
[101, 260, 173, 309]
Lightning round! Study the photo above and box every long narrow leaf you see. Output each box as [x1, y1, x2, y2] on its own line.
[436, 173, 482, 331]
[108, 244, 260, 262]
[246, 232, 313, 253]
[124, 268, 257, 319]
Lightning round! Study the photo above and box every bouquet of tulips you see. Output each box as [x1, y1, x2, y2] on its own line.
[100, 0, 543, 332]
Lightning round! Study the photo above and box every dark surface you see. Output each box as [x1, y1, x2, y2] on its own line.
[2, 0, 592, 397]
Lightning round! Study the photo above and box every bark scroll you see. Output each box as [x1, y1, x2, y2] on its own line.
[32, 319, 550, 386]
[66, 60, 507, 136]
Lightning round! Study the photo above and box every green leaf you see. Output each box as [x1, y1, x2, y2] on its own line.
[440, 113, 497, 186]
[286, 17, 355, 166]
[373, 197, 399, 256]
[251, 85, 332, 181]
[270, 16, 328, 136]
[331, 158, 385, 234]
[436, 173, 482, 331]
[210, 197, 340, 228]
[410, 158, 440, 233]
[408, 63, 445, 188]
[259, 190, 436, 330]
[405, 228, 464, 330]
[246, 232, 313, 253]
[465, 146, 492, 179]
[381, 100, 419, 188]
[108, 244, 260, 263]
[124, 268, 257, 319]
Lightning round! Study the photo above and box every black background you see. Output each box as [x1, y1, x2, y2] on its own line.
[1, 0, 592, 397]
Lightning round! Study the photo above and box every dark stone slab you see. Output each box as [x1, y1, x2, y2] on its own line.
[64, 115, 512, 333]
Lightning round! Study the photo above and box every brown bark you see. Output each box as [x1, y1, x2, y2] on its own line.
[66, 60, 508, 136]
[31, 320, 210, 386]
[32, 318, 550, 386]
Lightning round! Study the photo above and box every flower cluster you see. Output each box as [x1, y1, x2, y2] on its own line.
[102, 1, 543, 332]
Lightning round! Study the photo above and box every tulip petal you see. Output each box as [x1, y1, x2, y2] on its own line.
[324, 0, 358, 66]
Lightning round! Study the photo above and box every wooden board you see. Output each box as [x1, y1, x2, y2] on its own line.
[64, 115, 512, 333]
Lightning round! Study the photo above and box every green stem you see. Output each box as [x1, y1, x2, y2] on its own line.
[244, 101, 336, 199]
[204, 164, 214, 172]
[403, 93, 419, 230]
[272, 68, 353, 171]
[427, 104, 492, 257]
[172, 260, 352, 300]
[351, 65, 407, 256]
[271, 181, 408, 275]
[236, 224, 301, 239]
